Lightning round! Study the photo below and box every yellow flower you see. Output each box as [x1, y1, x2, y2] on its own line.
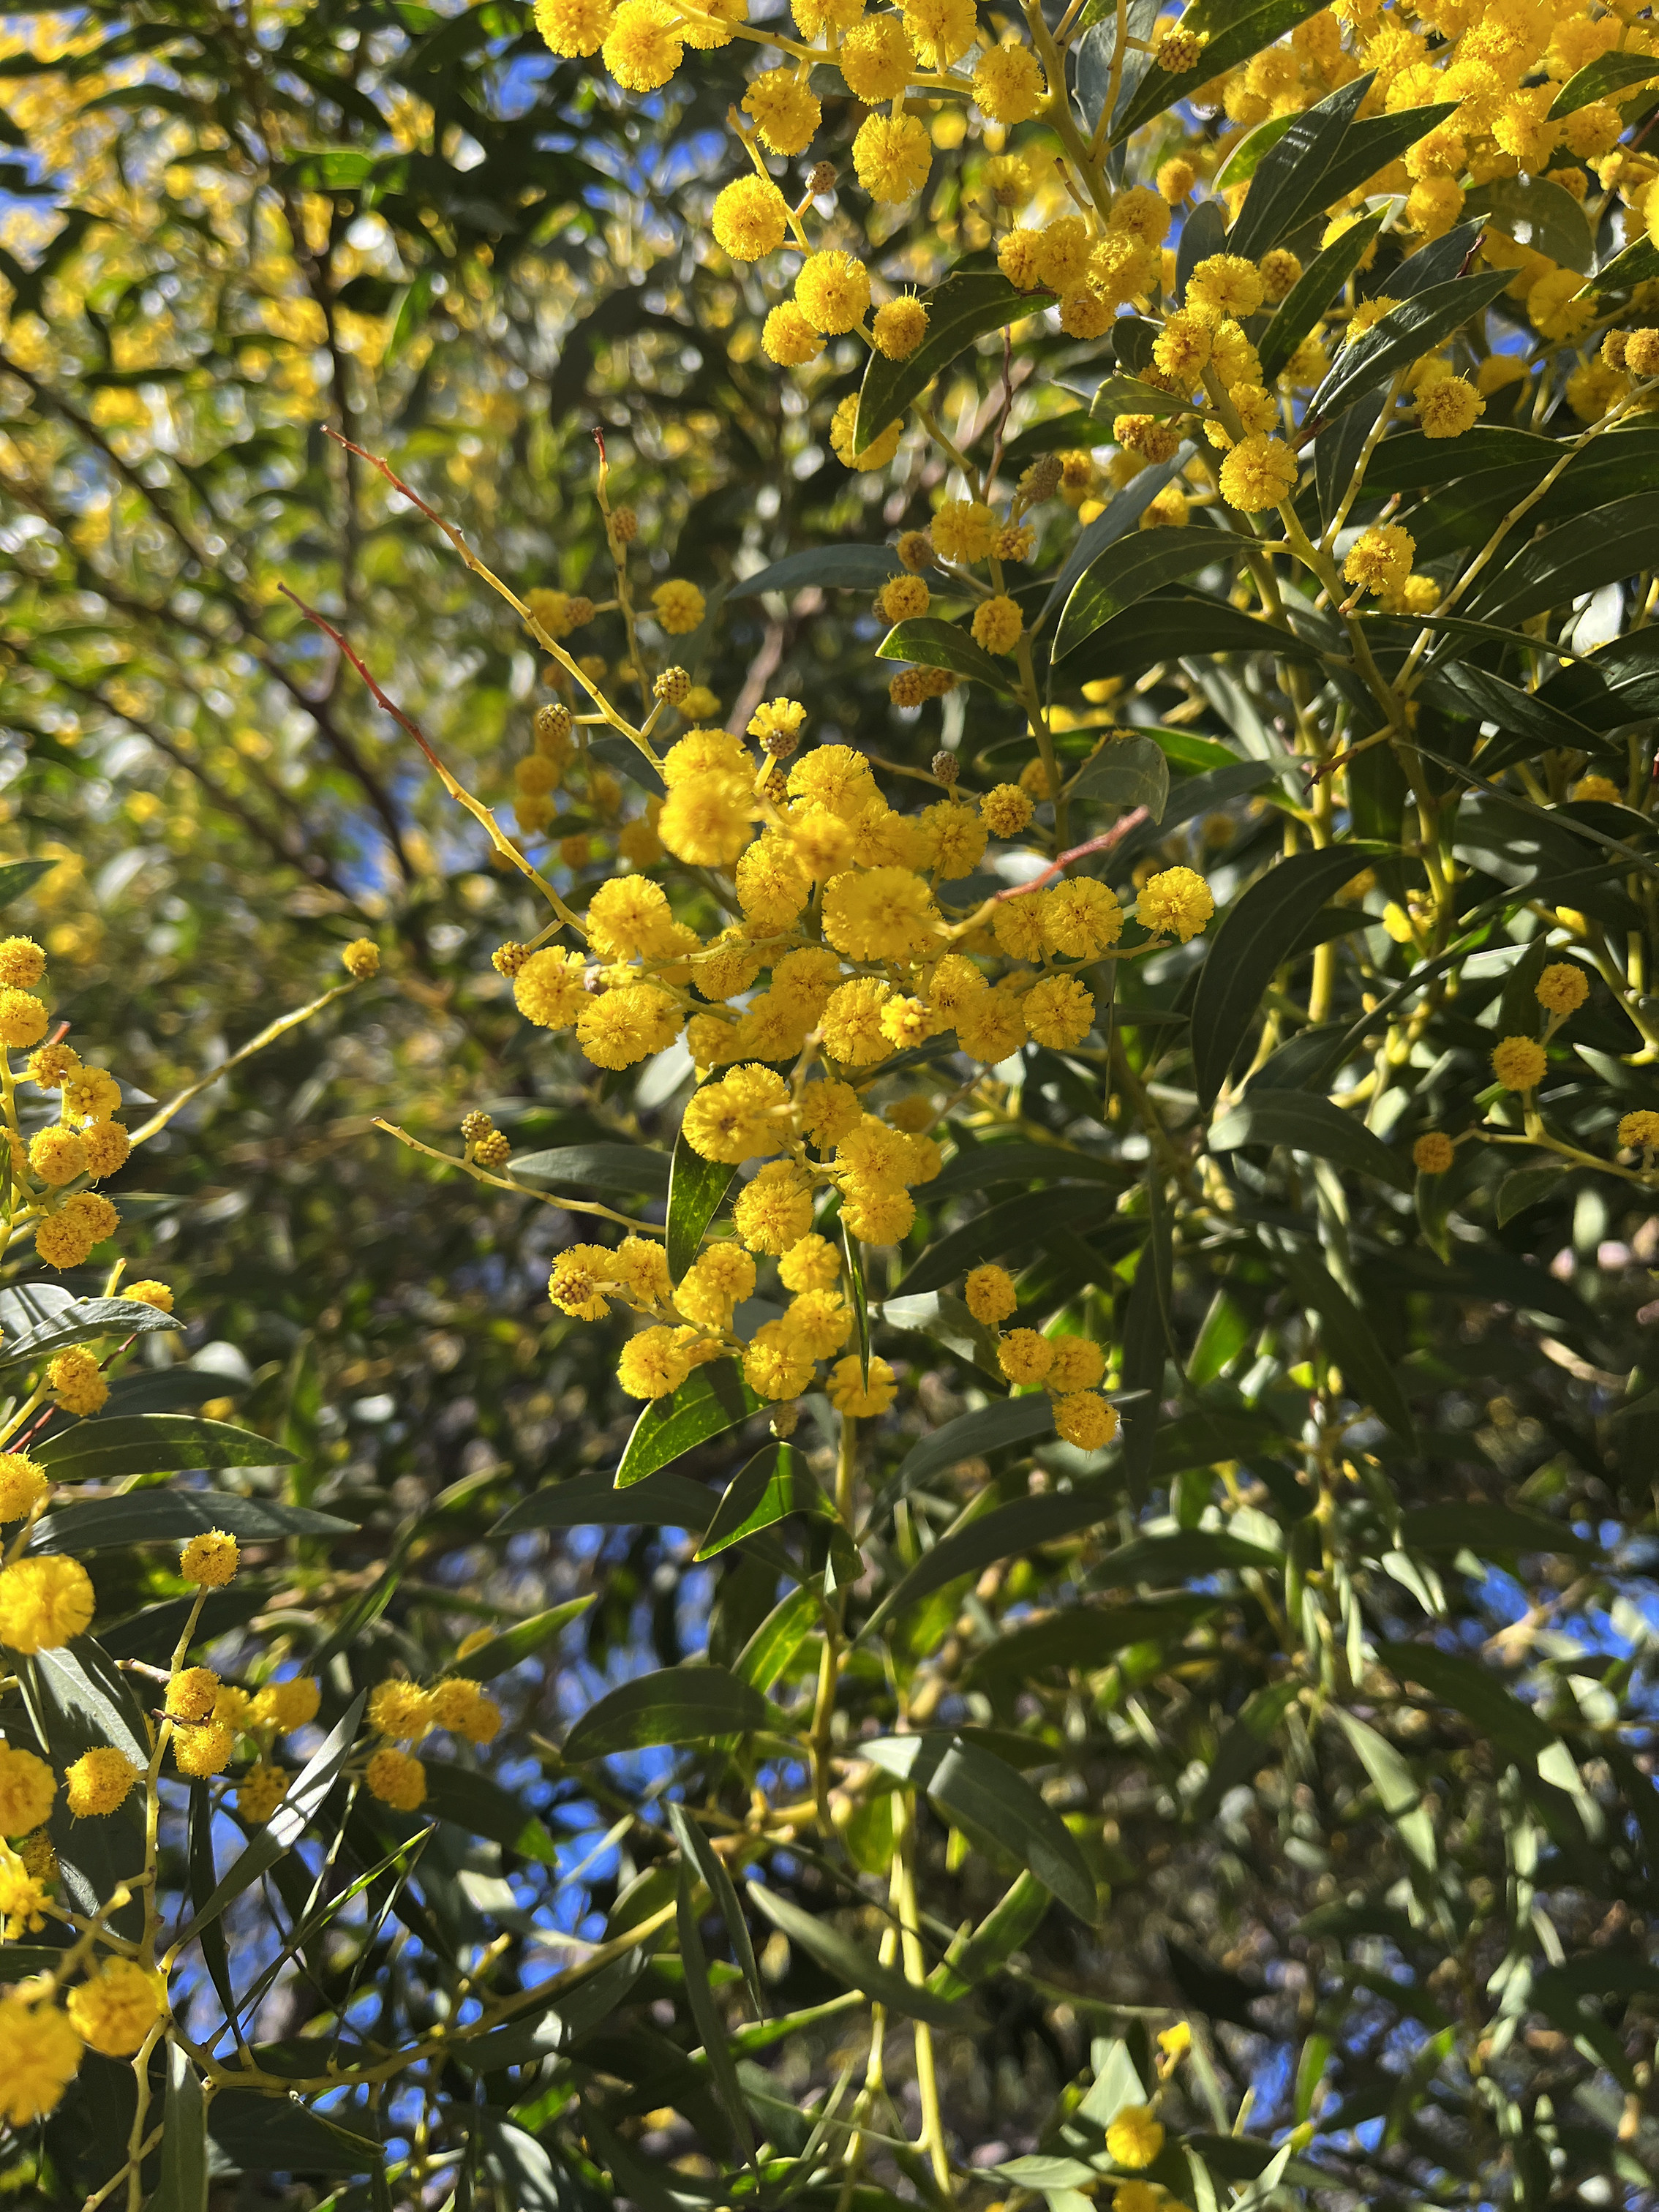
[822, 866, 938, 963]
[1343, 523, 1415, 599]
[826, 1353, 897, 1416]
[965, 1264, 1018, 1325]
[0, 1992, 81, 2124]
[1105, 2104, 1165, 2169]
[366, 1748, 426, 1810]
[712, 174, 789, 261]
[733, 1162, 814, 1254]
[0, 1454, 48, 1523]
[742, 1321, 816, 1402]
[972, 597, 1023, 655]
[1218, 434, 1298, 514]
[1491, 1036, 1547, 1091]
[1048, 1336, 1105, 1392]
[64, 1747, 139, 1817]
[0, 936, 43, 988]
[652, 579, 706, 635]
[1136, 866, 1214, 944]
[1055, 1392, 1118, 1449]
[980, 784, 1033, 837]
[166, 1668, 220, 1723]
[251, 1676, 321, 1734]
[1418, 375, 1485, 439]
[238, 1763, 290, 1824]
[369, 1681, 437, 1743]
[0, 1746, 56, 1836]
[0, 1852, 49, 1936]
[1186, 252, 1264, 322]
[0, 989, 48, 1049]
[796, 251, 871, 336]
[1024, 975, 1094, 1050]
[677, 1244, 756, 1328]
[601, 0, 682, 89]
[931, 500, 998, 565]
[173, 1720, 234, 1778]
[742, 69, 819, 156]
[35, 1192, 120, 1271]
[1412, 1132, 1456, 1175]
[617, 1325, 694, 1399]
[1535, 962, 1588, 1015]
[67, 1960, 162, 2057]
[902, 0, 977, 67]
[1042, 879, 1124, 959]
[998, 1328, 1055, 1387]
[28, 1127, 85, 1186]
[762, 302, 824, 366]
[658, 770, 756, 865]
[682, 1064, 790, 1163]
[180, 1530, 239, 1589]
[878, 574, 930, 622]
[0, 1557, 95, 1654]
[854, 114, 930, 203]
[1617, 1109, 1659, 1150]
[974, 42, 1046, 123]
[534, 0, 614, 56]
[80, 1121, 130, 1179]
[821, 977, 895, 1067]
[342, 937, 380, 979]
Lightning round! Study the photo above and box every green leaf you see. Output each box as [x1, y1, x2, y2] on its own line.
[964, 1596, 1216, 1682]
[930, 1141, 1125, 1195]
[37, 1489, 352, 1549]
[666, 1119, 734, 1281]
[493, 1464, 715, 1535]
[1330, 1707, 1437, 1871]
[930, 1869, 1050, 1998]
[1211, 110, 1298, 190]
[864, 1482, 1118, 1636]
[1209, 1089, 1415, 1193]
[420, 1761, 559, 1865]
[1118, 1176, 1173, 1502]
[669, 1799, 767, 2023]
[876, 614, 1013, 693]
[674, 1849, 758, 2164]
[1055, 533, 1238, 662]
[453, 1950, 647, 2075]
[870, 1394, 1056, 1521]
[1399, 1503, 1594, 1558]
[1550, 49, 1659, 117]
[1040, 451, 1194, 622]
[1227, 72, 1374, 262]
[1310, 102, 1459, 214]
[33, 1412, 298, 1481]
[1115, 0, 1328, 138]
[734, 1584, 819, 1693]
[1066, 734, 1170, 820]
[745, 1883, 979, 2031]
[928, 1736, 1096, 1922]
[1464, 492, 1659, 628]
[509, 1142, 670, 1195]
[1259, 208, 1388, 382]
[1496, 1164, 1568, 1227]
[877, 1289, 1003, 1376]
[0, 1287, 180, 1372]
[1466, 173, 1595, 274]
[452, 1595, 595, 1682]
[614, 1361, 762, 1488]
[1189, 1681, 1301, 1821]
[180, 1693, 365, 1944]
[1377, 1640, 1555, 1764]
[1190, 848, 1380, 1108]
[891, 1184, 1118, 1298]
[1279, 1244, 1416, 1445]
[1582, 230, 1659, 298]
[854, 269, 1039, 452]
[1086, 372, 1192, 419]
[1426, 661, 1602, 765]
[1066, 588, 1321, 685]
[1074, 0, 1159, 128]
[695, 1443, 829, 1560]
[0, 857, 55, 914]
[729, 546, 922, 598]
[1094, 1529, 1282, 1584]
[561, 1664, 772, 1761]
[1306, 269, 1511, 425]
[24, 1640, 149, 1936]
[148, 2043, 208, 2212]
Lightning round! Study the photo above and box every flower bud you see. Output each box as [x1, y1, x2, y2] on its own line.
[610, 506, 639, 544]
[807, 162, 837, 198]
[655, 666, 691, 704]
[492, 941, 530, 977]
[534, 701, 572, 749]
[473, 1130, 511, 1170]
[932, 751, 959, 787]
[1020, 453, 1063, 503]
[460, 1110, 494, 1144]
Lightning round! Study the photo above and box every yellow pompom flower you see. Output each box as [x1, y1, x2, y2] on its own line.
[1535, 963, 1588, 1015]
[1036, 215, 1091, 293]
[826, 1354, 898, 1417]
[872, 296, 928, 360]
[1491, 1036, 1548, 1091]
[1106, 2106, 1165, 2169]
[28, 1127, 85, 1186]
[238, 1763, 290, 1824]
[534, 0, 614, 56]
[1136, 866, 1214, 943]
[742, 68, 819, 154]
[0, 990, 48, 1049]
[1617, 1109, 1659, 1150]
[878, 574, 930, 623]
[617, 1325, 694, 1399]
[0, 1855, 48, 1936]
[658, 771, 756, 865]
[342, 937, 380, 979]
[1055, 1392, 1119, 1449]
[932, 500, 998, 565]
[779, 1234, 841, 1295]
[1042, 879, 1124, 958]
[822, 977, 896, 1066]
[124, 1279, 173, 1312]
[796, 251, 871, 336]
[903, 0, 977, 67]
[601, 0, 682, 89]
[1418, 376, 1485, 439]
[65, 1747, 139, 1817]
[0, 1993, 81, 2125]
[0, 1746, 56, 1835]
[652, 579, 706, 635]
[547, 1246, 617, 1320]
[36, 1192, 121, 1271]
[1186, 252, 1264, 322]
[762, 302, 824, 366]
[742, 1321, 816, 1402]
[1048, 1336, 1106, 1393]
[832, 393, 904, 471]
[712, 174, 789, 260]
[0, 1557, 95, 1654]
[998, 1328, 1056, 1387]
[972, 597, 1024, 655]
[1412, 1132, 1456, 1175]
[67, 1960, 162, 2057]
[683, 1065, 790, 1163]
[252, 1676, 321, 1733]
[366, 1748, 427, 1810]
[80, 1121, 130, 1179]
[839, 15, 911, 99]
[165, 1667, 220, 1723]
[965, 1264, 1018, 1325]
[0, 936, 44, 988]
[1024, 975, 1096, 1050]
[822, 866, 938, 962]
[0, 1454, 48, 1523]
[173, 1720, 234, 1778]
[1343, 524, 1415, 599]
[734, 1162, 814, 1254]
[677, 1244, 756, 1328]
[369, 1681, 437, 1742]
[514, 947, 588, 1029]
[974, 43, 1047, 122]
[981, 784, 1034, 837]
[1219, 434, 1298, 513]
[181, 1530, 238, 1588]
[854, 114, 930, 203]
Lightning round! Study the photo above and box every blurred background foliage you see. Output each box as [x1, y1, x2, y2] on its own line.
[4, 2, 1659, 2206]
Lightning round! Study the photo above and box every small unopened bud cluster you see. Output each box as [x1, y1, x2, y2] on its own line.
[932, 751, 960, 788]
[492, 941, 530, 977]
[609, 506, 639, 545]
[460, 1110, 494, 1144]
[655, 666, 691, 705]
[535, 701, 573, 748]
[806, 162, 836, 198]
[1019, 454, 1064, 505]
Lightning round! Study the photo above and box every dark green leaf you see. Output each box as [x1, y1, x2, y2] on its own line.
[1066, 734, 1171, 820]
[729, 546, 921, 598]
[421, 1761, 559, 1865]
[493, 1464, 715, 1535]
[675, 1851, 757, 2164]
[148, 2044, 208, 2212]
[891, 1185, 1117, 1298]
[1550, 50, 1659, 117]
[0, 857, 55, 914]
[865, 1483, 1118, 1636]
[24, 1640, 148, 1936]
[1086, 372, 1193, 419]
[929, 1141, 1124, 1194]
[1330, 1708, 1437, 1870]
[746, 1884, 978, 2031]
[667, 1119, 734, 1281]
[37, 1489, 352, 1550]
[1064, 588, 1320, 684]
[1580, 228, 1659, 298]
[930, 1870, 1050, 1999]
[1227, 73, 1373, 261]
[1118, 1175, 1173, 1502]
[1094, 1529, 1282, 1584]
[734, 1584, 819, 1692]
[1212, 110, 1298, 189]
[1209, 1089, 1415, 1192]
[1306, 270, 1511, 425]
[454, 1950, 647, 2074]
[1040, 452, 1194, 622]
[1190, 848, 1382, 1107]
[0, 1287, 180, 1371]
[614, 1361, 762, 1487]
[964, 1596, 1216, 1682]
[1399, 1503, 1594, 1558]
[669, 1800, 766, 2022]
[1116, 0, 1328, 138]
[1056, 533, 1238, 662]
[1465, 492, 1659, 628]
[929, 1736, 1096, 1920]
[854, 270, 1038, 452]
[33, 1412, 298, 1481]
[695, 1442, 829, 1559]
[1496, 1165, 1568, 1227]
[561, 1664, 772, 1761]
[453, 1595, 595, 1681]
[871, 1395, 1056, 1524]
[1279, 1245, 1416, 1445]
[509, 1143, 670, 1195]
[876, 614, 1013, 693]
[1377, 1640, 1555, 1764]
[1310, 105, 1459, 219]
[1466, 174, 1594, 274]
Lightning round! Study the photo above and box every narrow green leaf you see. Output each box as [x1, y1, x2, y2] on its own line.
[1309, 102, 1459, 214]
[695, 1443, 829, 1560]
[1550, 48, 1659, 117]
[729, 545, 921, 598]
[1039, 449, 1193, 623]
[187, 1786, 236, 2026]
[890, 1184, 1117, 1299]
[746, 1883, 979, 2031]
[854, 269, 1039, 452]
[1115, 0, 1328, 138]
[876, 614, 1013, 693]
[669, 1800, 766, 2023]
[869, 1394, 1056, 1521]
[37, 1489, 352, 1549]
[963, 1596, 1216, 1683]
[418, 1762, 560, 1864]
[864, 1483, 1118, 1636]
[1496, 1164, 1568, 1227]
[33, 1412, 298, 1481]
[1211, 110, 1297, 190]
[674, 1853, 758, 2164]
[1066, 734, 1170, 820]
[1190, 848, 1380, 1107]
[929, 1736, 1097, 1922]
[1209, 1090, 1415, 1192]
[1465, 491, 1659, 628]
[1056, 533, 1238, 662]
[492, 1464, 715, 1535]
[614, 1361, 762, 1488]
[1086, 371, 1192, 419]
[1306, 269, 1511, 425]
[0, 1289, 180, 1372]
[666, 1118, 734, 1281]
[148, 2044, 208, 2212]
[1279, 1246, 1416, 1445]
[1065, 588, 1320, 684]
[452, 1595, 595, 1681]
[1074, 0, 1159, 128]
[1466, 173, 1594, 274]
[1226, 72, 1373, 262]
[929, 1870, 1050, 1998]
[1400, 1503, 1593, 1558]
[734, 1584, 819, 1693]
[561, 1664, 771, 1761]
[1377, 1639, 1554, 1764]
[928, 1142, 1124, 1195]
[0, 857, 56, 914]
[509, 1142, 670, 1195]
[1330, 1707, 1437, 1870]
[1118, 1175, 1173, 1502]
